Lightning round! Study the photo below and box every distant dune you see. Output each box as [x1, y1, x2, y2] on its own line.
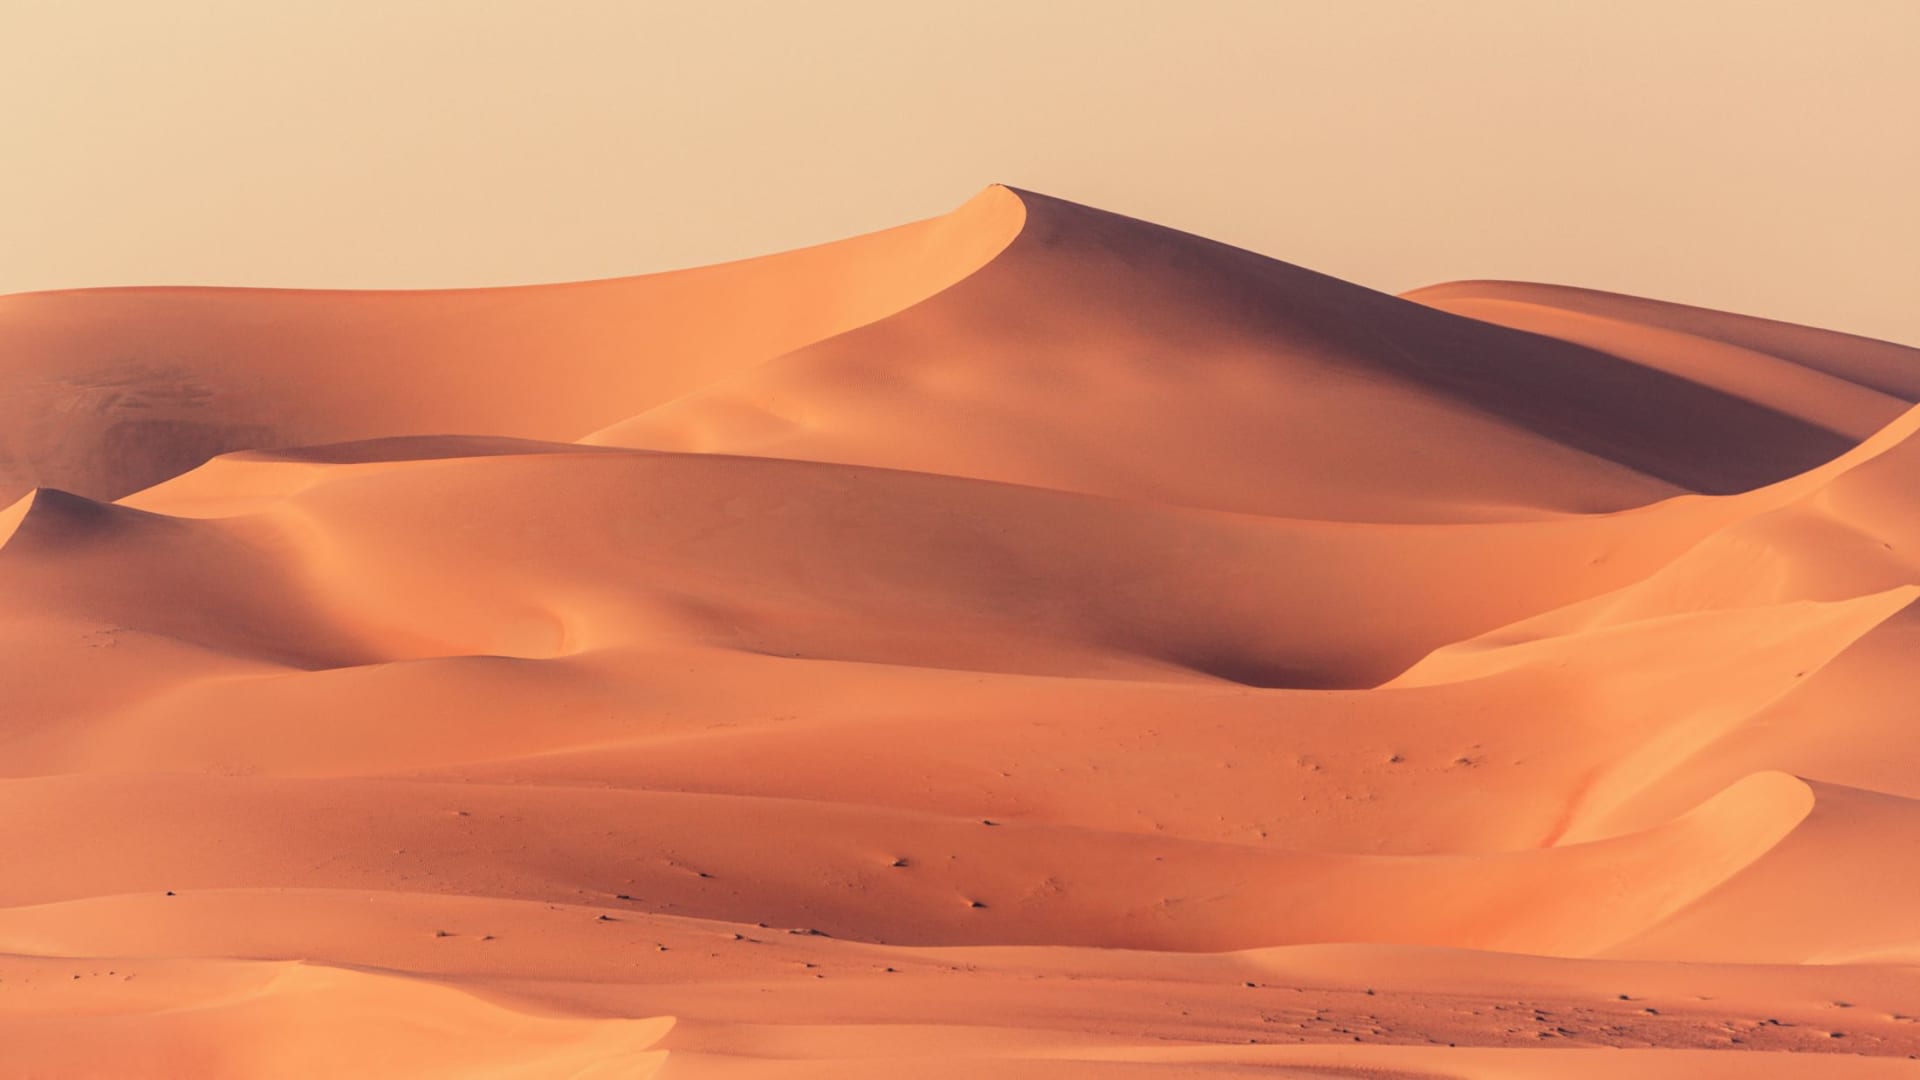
[3, 188, 1918, 1077]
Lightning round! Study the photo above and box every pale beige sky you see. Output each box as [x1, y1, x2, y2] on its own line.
[3, 1, 1916, 344]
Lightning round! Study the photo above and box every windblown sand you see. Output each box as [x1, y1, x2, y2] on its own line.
[2, 187, 1918, 1077]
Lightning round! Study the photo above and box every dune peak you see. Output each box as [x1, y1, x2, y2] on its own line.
[5, 187, 1920, 1076]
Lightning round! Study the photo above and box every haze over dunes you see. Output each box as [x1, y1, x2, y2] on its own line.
[4, 188, 1920, 1076]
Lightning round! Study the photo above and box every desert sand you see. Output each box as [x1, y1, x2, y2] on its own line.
[2, 187, 1918, 1077]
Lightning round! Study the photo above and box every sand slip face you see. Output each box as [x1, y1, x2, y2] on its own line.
[3, 188, 1920, 1076]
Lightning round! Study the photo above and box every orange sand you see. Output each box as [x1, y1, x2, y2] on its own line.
[2, 188, 1918, 1077]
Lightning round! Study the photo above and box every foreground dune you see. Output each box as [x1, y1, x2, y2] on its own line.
[2, 187, 1918, 1076]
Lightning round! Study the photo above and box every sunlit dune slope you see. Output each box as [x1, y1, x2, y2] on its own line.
[0, 955, 671, 1079]
[0, 187, 1023, 502]
[5, 186, 1920, 1077]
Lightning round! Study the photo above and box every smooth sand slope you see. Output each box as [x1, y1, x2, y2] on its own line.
[2, 187, 1918, 1077]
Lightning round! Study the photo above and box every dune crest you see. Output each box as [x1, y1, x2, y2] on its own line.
[5, 188, 1920, 1076]
[0, 186, 1023, 503]
[587, 189, 1879, 521]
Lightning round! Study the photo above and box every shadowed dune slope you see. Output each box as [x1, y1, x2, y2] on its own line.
[587, 190, 1896, 521]
[1406, 280, 1920, 405]
[5, 187, 1920, 1077]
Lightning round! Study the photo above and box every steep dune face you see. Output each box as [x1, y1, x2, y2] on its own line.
[588, 190, 1867, 521]
[5, 188, 1920, 1076]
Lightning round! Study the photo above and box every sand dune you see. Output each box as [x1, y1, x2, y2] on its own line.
[3, 187, 1919, 1076]
[587, 191, 1871, 521]
[0, 954, 672, 1079]
[0, 188, 1023, 503]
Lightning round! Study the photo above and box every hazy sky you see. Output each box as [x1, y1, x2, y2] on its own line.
[4, 1, 1916, 344]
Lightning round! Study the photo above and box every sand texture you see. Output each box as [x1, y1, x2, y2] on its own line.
[3, 187, 1918, 1077]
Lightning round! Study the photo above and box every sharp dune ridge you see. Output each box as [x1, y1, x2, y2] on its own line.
[4, 186, 1919, 1076]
